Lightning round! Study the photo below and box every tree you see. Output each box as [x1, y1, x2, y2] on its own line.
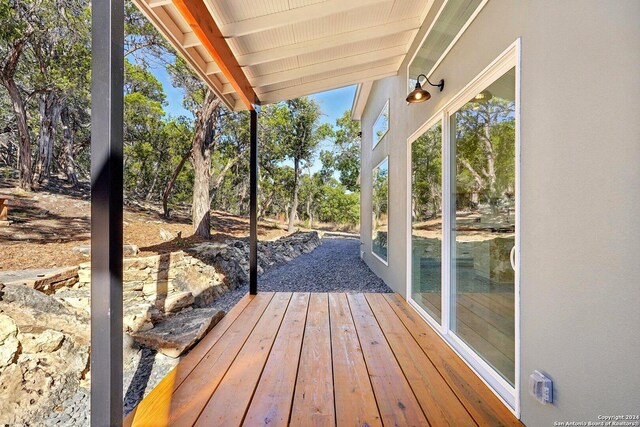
[167, 57, 222, 238]
[322, 109, 361, 191]
[269, 97, 328, 231]
[0, 1, 35, 189]
[454, 98, 515, 209]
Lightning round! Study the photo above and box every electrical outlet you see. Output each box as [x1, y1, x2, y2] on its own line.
[529, 370, 553, 404]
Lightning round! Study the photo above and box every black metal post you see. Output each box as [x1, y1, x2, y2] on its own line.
[90, 0, 124, 425]
[249, 107, 258, 295]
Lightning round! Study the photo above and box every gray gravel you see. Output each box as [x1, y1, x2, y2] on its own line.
[206, 236, 392, 313]
[44, 236, 390, 424]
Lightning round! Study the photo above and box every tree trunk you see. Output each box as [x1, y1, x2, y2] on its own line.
[2, 77, 32, 190]
[208, 155, 239, 205]
[35, 91, 60, 183]
[258, 189, 275, 220]
[162, 146, 192, 218]
[60, 106, 78, 186]
[146, 162, 160, 200]
[306, 195, 313, 228]
[191, 90, 220, 238]
[288, 157, 300, 232]
[1, 35, 32, 190]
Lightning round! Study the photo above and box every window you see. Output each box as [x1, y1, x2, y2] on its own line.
[411, 121, 443, 322]
[372, 100, 389, 148]
[372, 157, 389, 262]
[408, 0, 485, 93]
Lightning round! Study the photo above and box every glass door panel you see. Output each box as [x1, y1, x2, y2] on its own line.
[411, 122, 443, 323]
[450, 68, 516, 385]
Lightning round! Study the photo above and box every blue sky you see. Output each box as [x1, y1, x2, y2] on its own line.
[151, 65, 355, 173]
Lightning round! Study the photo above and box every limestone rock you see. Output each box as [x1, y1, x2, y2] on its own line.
[132, 308, 225, 358]
[0, 284, 89, 346]
[18, 329, 65, 353]
[0, 314, 19, 368]
[153, 291, 194, 314]
[0, 267, 78, 294]
[0, 287, 89, 425]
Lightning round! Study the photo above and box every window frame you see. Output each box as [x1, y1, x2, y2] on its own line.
[372, 99, 390, 149]
[405, 39, 521, 416]
[371, 156, 390, 265]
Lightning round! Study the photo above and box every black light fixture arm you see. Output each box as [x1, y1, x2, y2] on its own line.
[417, 74, 445, 92]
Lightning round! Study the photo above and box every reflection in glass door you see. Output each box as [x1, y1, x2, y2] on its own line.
[450, 68, 516, 385]
[411, 122, 443, 323]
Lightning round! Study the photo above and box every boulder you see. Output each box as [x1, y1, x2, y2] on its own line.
[153, 291, 195, 314]
[132, 308, 225, 358]
[0, 287, 90, 425]
[18, 328, 65, 354]
[0, 314, 19, 368]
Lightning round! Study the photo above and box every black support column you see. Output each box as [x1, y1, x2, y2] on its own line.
[249, 107, 258, 295]
[90, 0, 124, 425]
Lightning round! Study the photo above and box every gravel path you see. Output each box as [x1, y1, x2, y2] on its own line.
[206, 236, 392, 313]
[46, 237, 391, 425]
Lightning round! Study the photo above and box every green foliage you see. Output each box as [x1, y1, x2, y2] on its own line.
[412, 122, 442, 221]
[315, 181, 360, 225]
[322, 109, 361, 191]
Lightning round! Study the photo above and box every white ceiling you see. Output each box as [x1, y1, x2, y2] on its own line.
[134, 0, 435, 111]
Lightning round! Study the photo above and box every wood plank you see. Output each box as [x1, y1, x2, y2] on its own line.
[466, 293, 514, 320]
[195, 293, 293, 426]
[384, 294, 522, 426]
[414, 292, 442, 320]
[249, 46, 407, 87]
[257, 63, 399, 105]
[125, 292, 275, 427]
[458, 294, 514, 336]
[219, 0, 390, 38]
[347, 293, 428, 426]
[484, 292, 515, 310]
[366, 293, 476, 426]
[124, 292, 255, 426]
[454, 302, 515, 362]
[236, 18, 419, 67]
[290, 293, 335, 427]
[328, 293, 382, 427]
[242, 292, 310, 426]
[172, 0, 257, 109]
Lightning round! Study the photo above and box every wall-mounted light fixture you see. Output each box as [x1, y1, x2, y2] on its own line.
[406, 74, 445, 103]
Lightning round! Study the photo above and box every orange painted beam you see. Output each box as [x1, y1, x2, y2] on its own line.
[173, 0, 258, 109]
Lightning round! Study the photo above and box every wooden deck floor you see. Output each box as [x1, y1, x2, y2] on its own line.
[125, 292, 522, 427]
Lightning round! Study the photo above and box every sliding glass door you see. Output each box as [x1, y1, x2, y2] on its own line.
[450, 67, 516, 386]
[409, 43, 519, 408]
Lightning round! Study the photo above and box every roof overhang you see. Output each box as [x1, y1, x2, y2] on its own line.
[133, 0, 434, 111]
[350, 81, 373, 121]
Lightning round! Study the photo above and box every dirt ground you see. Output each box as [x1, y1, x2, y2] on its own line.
[0, 178, 289, 271]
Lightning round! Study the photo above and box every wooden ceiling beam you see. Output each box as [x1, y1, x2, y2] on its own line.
[172, 0, 258, 109]
[220, 0, 391, 38]
[236, 18, 420, 67]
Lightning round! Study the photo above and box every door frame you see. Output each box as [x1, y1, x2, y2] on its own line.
[405, 38, 521, 416]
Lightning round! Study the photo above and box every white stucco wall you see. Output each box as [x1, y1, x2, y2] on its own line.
[359, 0, 640, 424]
